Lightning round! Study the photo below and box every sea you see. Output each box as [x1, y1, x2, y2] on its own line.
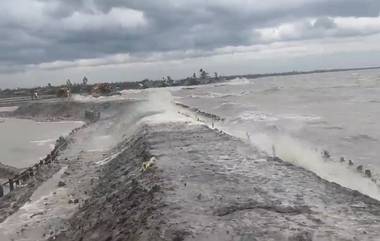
[171, 68, 380, 197]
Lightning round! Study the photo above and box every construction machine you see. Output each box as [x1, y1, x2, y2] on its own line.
[91, 83, 120, 97]
[56, 87, 71, 98]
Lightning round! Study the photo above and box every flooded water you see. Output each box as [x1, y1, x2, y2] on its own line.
[172, 69, 380, 178]
[0, 118, 83, 168]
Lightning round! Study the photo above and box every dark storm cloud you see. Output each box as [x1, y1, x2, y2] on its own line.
[1, 0, 380, 70]
[313, 17, 337, 29]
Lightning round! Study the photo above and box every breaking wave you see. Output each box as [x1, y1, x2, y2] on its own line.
[235, 111, 278, 122]
[71, 91, 143, 103]
[245, 132, 380, 200]
[30, 138, 56, 146]
[344, 134, 378, 142]
[261, 86, 281, 94]
[225, 78, 252, 86]
[189, 91, 243, 99]
[233, 111, 321, 123]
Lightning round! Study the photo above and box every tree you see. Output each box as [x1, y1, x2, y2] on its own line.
[82, 76, 88, 86]
[167, 76, 173, 85]
[200, 69, 208, 79]
[66, 79, 72, 89]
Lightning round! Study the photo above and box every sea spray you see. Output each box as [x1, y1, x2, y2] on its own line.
[69, 89, 194, 153]
[246, 132, 380, 201]
[224, 77, 252, 86]
[223, 121, 380, 200]
[141, 89, 195, 124]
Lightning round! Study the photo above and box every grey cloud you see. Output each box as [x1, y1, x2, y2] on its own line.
[1, 0, 380, 71]
[303, 0, 380, 18]
[313, 17, 337, 29]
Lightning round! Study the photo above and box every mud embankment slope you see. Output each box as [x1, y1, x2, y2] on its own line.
[53, 121, 380, 241]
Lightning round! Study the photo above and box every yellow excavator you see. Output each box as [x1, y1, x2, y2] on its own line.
[56, 79, 72, 98]
[91, 83, 121, 97]
[56, 87, 71, 98]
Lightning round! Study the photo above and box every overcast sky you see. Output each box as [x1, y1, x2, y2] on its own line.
[1, 0, 380, 88]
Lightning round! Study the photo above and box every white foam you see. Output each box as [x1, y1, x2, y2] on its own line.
[280, 114, 322, 122]
[235, 111, 279, 122]
[225, 77, 252, 86]
[71, 92, 139, 103]
[234, 111, 321, 123]
[189, 92, 226, 99]
[30, 138, 56, 146]
[139, 89, 196, 124]
[0, 106, 18, 112]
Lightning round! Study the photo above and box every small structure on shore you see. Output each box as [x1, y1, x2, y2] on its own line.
[85, 110, 101, 122]
[365, 169, 372, 178]
[272, 145, 276, 158]
[322, 150, 330, 160]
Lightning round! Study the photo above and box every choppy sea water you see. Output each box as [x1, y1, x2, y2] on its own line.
[172, 69, 380, 195]
[0, 118, 83, 168]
